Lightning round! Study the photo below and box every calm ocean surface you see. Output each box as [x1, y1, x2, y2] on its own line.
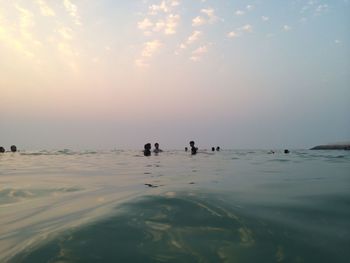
[0, 149, 349, 262]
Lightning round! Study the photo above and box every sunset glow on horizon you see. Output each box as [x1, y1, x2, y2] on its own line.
[1, 0, 349, 149]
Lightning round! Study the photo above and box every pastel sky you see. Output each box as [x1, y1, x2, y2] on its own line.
[0, 0, 349, 150]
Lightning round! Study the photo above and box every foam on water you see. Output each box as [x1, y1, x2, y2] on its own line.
[0, 150, 349, 262]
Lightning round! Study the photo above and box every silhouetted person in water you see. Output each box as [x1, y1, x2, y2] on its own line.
[189, 141, 197, 155]
[211, 147, 215, 152]
[0, 147, 5, 153]
[144, 143, 151, 156]
[284, 149, 290, 154]
[10, 145, 17, 153]
[153, 143, 163, 154]
[216, 146, 220, 151]
[185, 147, 188, 152]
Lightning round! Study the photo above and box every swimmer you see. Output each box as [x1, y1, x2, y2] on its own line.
[284, 149, 290, 154]
[216, 146, 220, 151]
[153, 143, 163, 154]
[0, 146, 5, 153]
[144, 143, 151, 156]
[10, 145, 17, 153]
[211, 147, 215, 152]
[185, 147, 188, 152]
[189, 141, 198, 155]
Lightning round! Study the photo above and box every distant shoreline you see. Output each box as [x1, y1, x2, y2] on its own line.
[310, 144, 350, 150]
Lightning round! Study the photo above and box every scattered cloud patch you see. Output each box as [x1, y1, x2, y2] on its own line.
[190, 45, 209, 61]
[192, 8, 218, 27]
[35, 0, 55, 17]
[282, 25, 292, 32]
[142, 39, 163, 57]
[227, 24, 253, 39]
[262, 16, 269, 22]
[227, 31, 239, 38]
[300, 1, 329, 16]
[192, 16, 205, 26]
[148, 0, 179, 15]
[136, 39, 163, 67]
[315, 4, 329, 15]
[246, 5, 254, 11]
[63, 0, 81, 26]
[57, 26, 73, 40]
[187, 30, 202, 44]
[164, 14, 180, 35]
[235, 10, 245, 16]
[241, 24, 253, 33]
[138, 18, 153, 30]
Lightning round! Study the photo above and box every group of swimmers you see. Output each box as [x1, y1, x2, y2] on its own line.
[144, 141, 221, 156]
[143, 142, 163, 156]
[0, 145, 17, 153]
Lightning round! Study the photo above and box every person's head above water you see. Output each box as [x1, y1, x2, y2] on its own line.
[0, 147, 5, 153]
[284, 149, 290, 154]
[216, 146, 220, 151]
[10, 145, 17, 153]
[144, 143, 151, 150]
[153, 142, 163, 153]
[189, 141, 197, 155]
[144, 143, 151, 156]
[211, 147, 215, 151]
[185, 147, 188, 152]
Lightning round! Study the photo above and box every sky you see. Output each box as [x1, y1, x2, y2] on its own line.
[0, 0, 349, 150]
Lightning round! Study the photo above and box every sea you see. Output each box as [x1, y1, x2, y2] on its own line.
[0, 149, 349, 263]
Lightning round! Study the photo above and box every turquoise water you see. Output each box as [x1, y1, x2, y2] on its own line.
[1, 150, 349, 262]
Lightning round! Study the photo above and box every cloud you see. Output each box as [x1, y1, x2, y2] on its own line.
[138, 18, 153, 30]
[35, 0, 55, 17]
[57, 41, 79, 70]
[141, 40, 163, 57]
[192, 8, 218, 27]
[149, 1, 169, 15]
[282, 25, 292, 32]
[240, 24, 253, 33]
[57, 26, 73, 40]
[179, 30, 202, 50]
[164, 14, 180, 35]
[315, 4, 329, 15]
[201, 8, 218, 23]
[227, 24, 253, 39]
[170, 0, 180, 7]
[246, 5, 254, 11]
[235, 10, 245, 16]
[261, 16, 269, 22]
[15, 4, 42, 47]
[63, 0, 81, 26]
[300, 1, 328, 16]
[140, 14, 180, 35]
[187, 30, 202, 44]
[227, 31, 239, 38]
[135, 39, 163, 68]
[139, 1, 181, 36]
[0, 15, 35, 58]
[190, 44, 209, 61]
[192, 16, 206, 26]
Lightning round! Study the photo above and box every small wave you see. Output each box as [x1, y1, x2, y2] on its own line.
[0, 187, 83, 205]
[268, 159, 290, 163]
